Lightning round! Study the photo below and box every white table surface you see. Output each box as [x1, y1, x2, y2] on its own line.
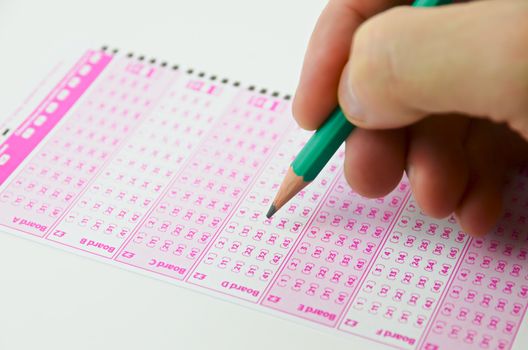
[0, 1, 526, 350]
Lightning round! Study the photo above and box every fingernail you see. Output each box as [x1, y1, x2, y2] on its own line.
[339, 67, 365, 122]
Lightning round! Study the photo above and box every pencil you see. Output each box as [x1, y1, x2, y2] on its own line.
[267, 0, 454, 219]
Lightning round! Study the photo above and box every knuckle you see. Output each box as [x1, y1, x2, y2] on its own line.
[349, 7, 406, 110]
[350, 15, 388, 87]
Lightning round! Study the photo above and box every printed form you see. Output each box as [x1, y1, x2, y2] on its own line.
[0, 49, 526, 350]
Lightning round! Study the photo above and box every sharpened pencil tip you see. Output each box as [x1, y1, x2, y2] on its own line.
[266, 204, 277, 219]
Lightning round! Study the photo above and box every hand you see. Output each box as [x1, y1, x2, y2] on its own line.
[293, 0, 528, 236]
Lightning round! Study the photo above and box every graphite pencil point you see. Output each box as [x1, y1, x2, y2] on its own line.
[266, 204, 277, 218]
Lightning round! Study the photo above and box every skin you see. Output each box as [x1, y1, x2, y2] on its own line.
[293, 0, 528, 236]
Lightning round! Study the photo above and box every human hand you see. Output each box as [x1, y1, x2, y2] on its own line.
[293, 0, 528, 236]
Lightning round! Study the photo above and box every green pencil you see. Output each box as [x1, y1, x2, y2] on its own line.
[267, 0, 453, 218]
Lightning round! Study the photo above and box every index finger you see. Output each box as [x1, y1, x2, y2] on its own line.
[293, 0, 409, 130]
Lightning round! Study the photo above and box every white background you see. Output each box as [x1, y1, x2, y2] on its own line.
[0, 1, 526, 350]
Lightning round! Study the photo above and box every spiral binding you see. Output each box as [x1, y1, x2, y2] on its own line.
[101, 45, 291, 100]
[0, 46, 293, 140]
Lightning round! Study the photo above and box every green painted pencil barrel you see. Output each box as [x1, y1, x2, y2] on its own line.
[413, 0, 452, 6]
[291, 107, 354, 182]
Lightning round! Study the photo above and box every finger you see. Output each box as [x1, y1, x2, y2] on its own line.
[406, 115, 470, 218]
[495, 122, 528, 167]
[343, 127, 406, 198]
[293, 0, 409, 130]
[338, 0, 528, 135]
[456, 120, 507, 236]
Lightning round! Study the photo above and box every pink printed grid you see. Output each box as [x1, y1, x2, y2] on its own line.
[116, 91, 292, 280]
[421, 169, 528, 350]
[262, 177, 411, 327]
[43, 58, 177, 256]
[0, 51, 111, 185]
[185, 130, 344, 303]
[0, 49, 526, 350]
[337, 198, 470, 349]
[0, 51, 112, 236]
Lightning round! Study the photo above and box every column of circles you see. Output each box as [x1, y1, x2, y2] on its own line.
[187, 127, 345, 302]
[242, 129, 331, 214]
[0, 55, 94, 231]
[422, 172, 528, 350]
[0, 56, 159, 237]
[337, 197, 468, 349]
[261, 176, 410, 327]
[47, 74, 227, 256]
[0, 50, 106, 183]
[116, 92, 292, 280]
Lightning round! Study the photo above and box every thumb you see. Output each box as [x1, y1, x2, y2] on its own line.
[338, 0, 528, 137]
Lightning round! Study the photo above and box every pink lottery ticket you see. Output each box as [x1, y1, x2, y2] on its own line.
[0, 48, 527, 350]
